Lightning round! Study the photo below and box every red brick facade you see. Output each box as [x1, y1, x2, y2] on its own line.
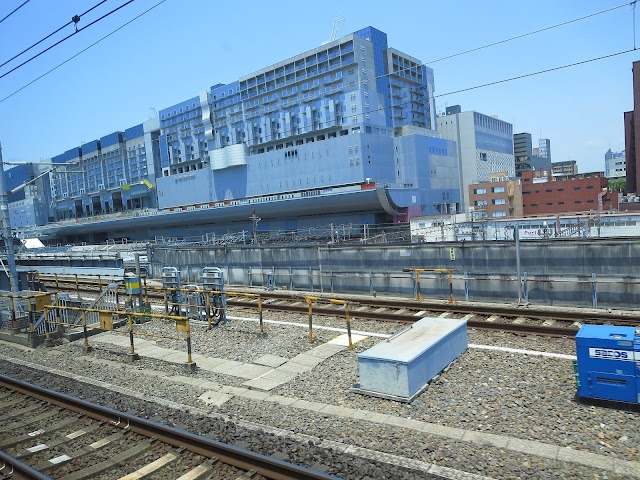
[521, 170, 618, 215]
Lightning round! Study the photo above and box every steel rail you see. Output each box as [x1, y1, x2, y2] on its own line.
[0, 449, 51, 480]
[0, 374, 339, 480]
[228, 299, 579, 336]
[34, 276, 640, 335]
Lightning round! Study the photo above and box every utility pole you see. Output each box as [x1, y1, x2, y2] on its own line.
[0, 141, 19, 292]
[250, 210, 261, 245]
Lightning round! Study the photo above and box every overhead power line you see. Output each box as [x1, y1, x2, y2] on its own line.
[0, 0, 30, 25]
[423, 1, 633, 65]
[0, 0, 135, 80]
[0, 1, 107, 71]
[0, 0, 167, 104]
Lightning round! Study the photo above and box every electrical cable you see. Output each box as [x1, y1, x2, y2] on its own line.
[0, 0, 166, 104]
[0, 0, 135, 80]
[0, 1, 107, 71]
[0, 0, 29, 25]
[423, 1, 632, 65]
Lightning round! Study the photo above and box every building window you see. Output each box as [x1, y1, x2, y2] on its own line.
[474, 200, 488, 206]
[493, 198, 506, 205]
[474, 188, 487, 195]
[492, 186, 505, 193]
[492, 211, 506, 217]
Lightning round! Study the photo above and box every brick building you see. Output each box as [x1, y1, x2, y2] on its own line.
[521, 170, 617, 215]
[468, 172, 523, 219]
[624, 60, 640, 194]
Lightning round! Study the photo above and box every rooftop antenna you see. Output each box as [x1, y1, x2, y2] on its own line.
[330, 17, 345, 42]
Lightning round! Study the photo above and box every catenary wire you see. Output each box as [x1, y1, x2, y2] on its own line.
[0, 0, 167, 104]
[423, 1, 633, 65]
[0, 0, 30, 25]
[0, 1, 107, 71]
[0, 0, 135, 80]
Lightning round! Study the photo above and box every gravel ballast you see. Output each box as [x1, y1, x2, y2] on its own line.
[0, 310, 638, 479]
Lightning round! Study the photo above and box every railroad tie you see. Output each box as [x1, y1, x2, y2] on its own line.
[513, 317, 527, 324]
[486, 315, 499, 322]
[176, 459, 217, 480]
[118, 452, 178, 480]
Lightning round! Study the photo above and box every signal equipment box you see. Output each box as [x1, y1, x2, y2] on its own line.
[575, 325, 640, 405]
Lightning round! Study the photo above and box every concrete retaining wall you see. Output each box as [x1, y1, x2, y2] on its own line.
[148, 239, 640, 308]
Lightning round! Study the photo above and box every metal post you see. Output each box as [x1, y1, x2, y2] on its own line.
[186, 319, 193, 364]
[515, 225, 522, 303]
[289, 267, 293, 291]
[464, 271, 469, 302]
[523, 272, 529, 303]
[258, 294, 264, 334]
[135, 253, 143, 310]
[447, 270, 456, 304]
[345, 303, 352, 351]
[592, 273, 597, 309]
[416, 271, 423, 302]
[306, 297, 313, 344]
[329, 271, 333, 294]
[75, 274, 79, 296]
[128, 314, 136, 358]
[81, 311, 89, 352]
[0, 141, 18, 292]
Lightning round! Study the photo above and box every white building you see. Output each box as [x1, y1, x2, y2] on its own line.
[437, 107, 515, 210]
[605, 149, 626, 179]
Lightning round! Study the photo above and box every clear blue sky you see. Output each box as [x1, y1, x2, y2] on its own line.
[0, 0, 636, 173]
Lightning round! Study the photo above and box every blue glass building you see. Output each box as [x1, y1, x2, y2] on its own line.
[15, 27, 461, 242]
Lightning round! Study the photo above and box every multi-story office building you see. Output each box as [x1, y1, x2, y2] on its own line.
[17, 27, 460, 243]
[521, 169, 617, 215]
[467, 172, 522, 219]
[437, 107, 514, 210]
[605, 149, 626, 179]
[552, 160, 578, 176]
[514, 132, 552, 176]
[48, 118, 160, 222]
[534, 138, 551, 161]
[4, 162, 50, 228]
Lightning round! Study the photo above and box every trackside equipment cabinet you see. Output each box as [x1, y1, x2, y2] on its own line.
[575, 325, 639, 405]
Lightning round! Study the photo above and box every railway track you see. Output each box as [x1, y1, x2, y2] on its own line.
[0, 374, 338, 480]
[32, 276, 640, 337]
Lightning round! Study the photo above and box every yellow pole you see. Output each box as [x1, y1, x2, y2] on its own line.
[416, 270, 423, 302]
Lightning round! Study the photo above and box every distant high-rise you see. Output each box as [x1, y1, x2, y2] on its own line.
[437, 106, 514, 210]
[605, 149, 626, 179]
[538, 138, 551, 161]
[513, 132, 551, 176]
[624, 61, 640, 193]
[551, 160, 578, 176]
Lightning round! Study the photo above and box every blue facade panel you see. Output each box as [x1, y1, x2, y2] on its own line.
[159, 135, 169, 168]
[81, 140, 100, 156]
[354, 27, 391, 127]
[100, 132, 124, 148]
[124, 124, 145, 141]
